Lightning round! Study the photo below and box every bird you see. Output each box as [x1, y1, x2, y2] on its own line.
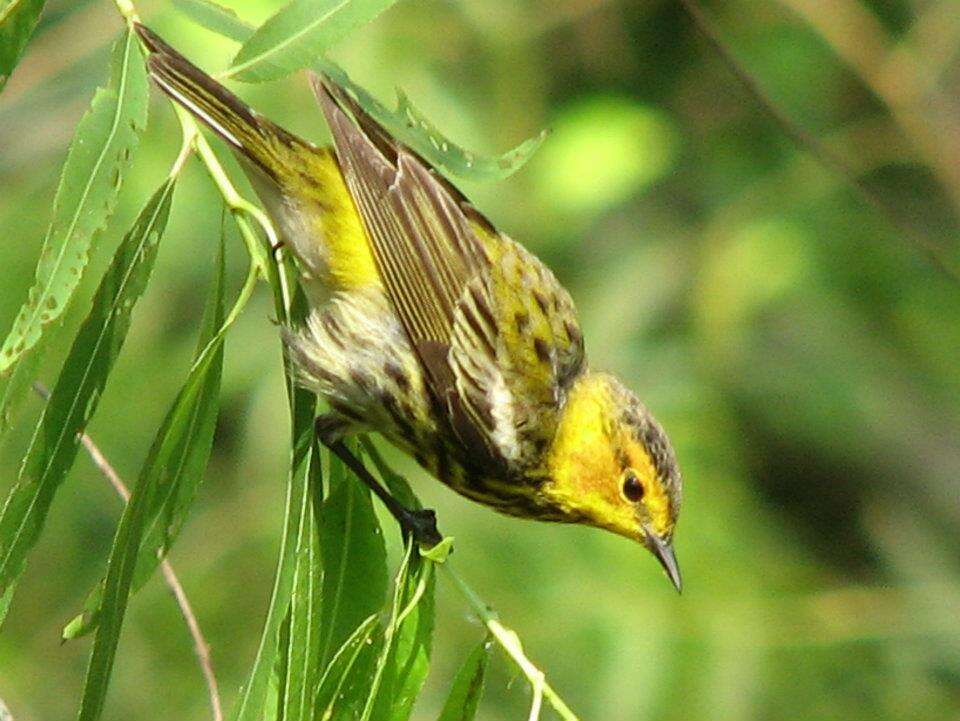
[135, 23, 684, 592]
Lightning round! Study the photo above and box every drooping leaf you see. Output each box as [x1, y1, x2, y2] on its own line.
[232, 385, 317, 721]
[228, 0, 398, 83]
[172, 0, 253, 43]
[312, 614, 380, 721]
[0, 28, 148, 379]
[358, 542, 435, 721]
[63, 225, 228, 639]
[358, 543, 413, 721]
[277, 439, 324, 721]
[436, 636, 492, 721]
[164, 4, 544, 182]
[0, 178, 175, 618]
[370, 551, 436, 721]
[316, 61, 547, 182]
[352, 439, 436, 720]
[76, 423, 165, 721]
[0, 343, 42, 435]
[317, 441, 388, 669]
[0, 582, 14, 626]
[0, 0, 46, 92]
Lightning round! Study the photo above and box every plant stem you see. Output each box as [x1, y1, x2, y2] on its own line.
[112, 0, 139, 23]
[677, 0, 960, 284]
[441, 564, 580, 721]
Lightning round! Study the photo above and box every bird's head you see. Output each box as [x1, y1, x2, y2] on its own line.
[544, 372, 683, 591]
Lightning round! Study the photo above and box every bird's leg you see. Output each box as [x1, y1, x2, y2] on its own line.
[315, 414, 442, 546]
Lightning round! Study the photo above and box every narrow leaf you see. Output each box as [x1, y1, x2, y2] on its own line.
[0, 0, 45, 92]
[172, 0, 254, 43]
[317, 441, 387, 669]
[277, 440, 324, 721]
[0, 28, 148, 377]
[229, 0, 398, 83]
[62, 228, 228, 639]
[232, 386, 316, 721]
[371, 553, 435, 721]
[359, 542, 435, 721]
[0, 582, 14, 626]
[359, 544, 413, 720]
[354, 440, 435, 720]
[316, 61, 546, 182]
[161, 3, 543, 182]
[0, 178, 175, 615]
[312, 615, 379, 721]
[0, 343, 42, 434]
[436, 637, 492, 721]
[76, 427, 164, 721]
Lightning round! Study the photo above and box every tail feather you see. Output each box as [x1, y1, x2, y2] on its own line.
[135, 23, 302, 182]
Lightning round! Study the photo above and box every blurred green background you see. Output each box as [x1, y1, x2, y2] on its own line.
[2, 0, 959, 719]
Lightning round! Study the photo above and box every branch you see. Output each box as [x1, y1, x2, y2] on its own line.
[442, 563, 580, 721]
[32, 383, 223, 721]
[677, 0, 960, 283]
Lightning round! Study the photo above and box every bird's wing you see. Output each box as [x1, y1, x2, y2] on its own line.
[314, 76, 586, 471]
[450, 239, 586, 467]
[313, 76, 505, 467]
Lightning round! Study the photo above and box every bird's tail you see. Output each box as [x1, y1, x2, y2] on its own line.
[135, 23, 305, 184]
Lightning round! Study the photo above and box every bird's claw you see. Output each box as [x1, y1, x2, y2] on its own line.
[400, 508, 443, 548]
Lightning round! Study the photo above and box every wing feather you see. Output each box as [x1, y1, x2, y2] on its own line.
[313, 75, 510, 470]
[312, 75, 586, 474]
[313, 77, 488, 358]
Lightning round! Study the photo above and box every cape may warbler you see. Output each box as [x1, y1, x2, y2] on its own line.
[137, 24, 683, 591]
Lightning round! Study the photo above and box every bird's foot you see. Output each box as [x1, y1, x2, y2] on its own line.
[399, 507, 442, 548]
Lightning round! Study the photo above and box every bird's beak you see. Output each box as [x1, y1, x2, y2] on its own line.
[646, 532, 682, 593]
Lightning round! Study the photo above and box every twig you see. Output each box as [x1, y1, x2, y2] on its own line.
[775, 0, 960, 217]
[676, 0, 960, 284]
[31, 383, 223, 721]
[442, 563, 580, 721]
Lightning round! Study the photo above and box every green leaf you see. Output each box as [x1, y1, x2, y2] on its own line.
[62, 227, 228, 639]
[436, 637, 492, 721]
[0, 582, 14, 626]
[172, 0, 254, 43]
[0, 178, 175, 618]
[0, 28, 148, 379]
[76, 418, 166, 721]
[361, 543, 435, 721]
[420, 535, 454, 563]
[229, 0, 398, 83]
[316, 61, 546, 182]
[0, 343, 42, 435]
[0, 0, 46, 92]
[317, 441, 388, 669]
[277, 440, 324, 721]
[161, 4, 543, 183]
[377, 555, 436, 721]
[232, 386, 317, 721]
[312, 615, 379, 721]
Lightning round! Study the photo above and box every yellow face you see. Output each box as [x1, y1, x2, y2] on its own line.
[545, 373, 682, 590]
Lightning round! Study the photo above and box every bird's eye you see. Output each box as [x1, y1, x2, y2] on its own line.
[622, 472, 644, 502]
